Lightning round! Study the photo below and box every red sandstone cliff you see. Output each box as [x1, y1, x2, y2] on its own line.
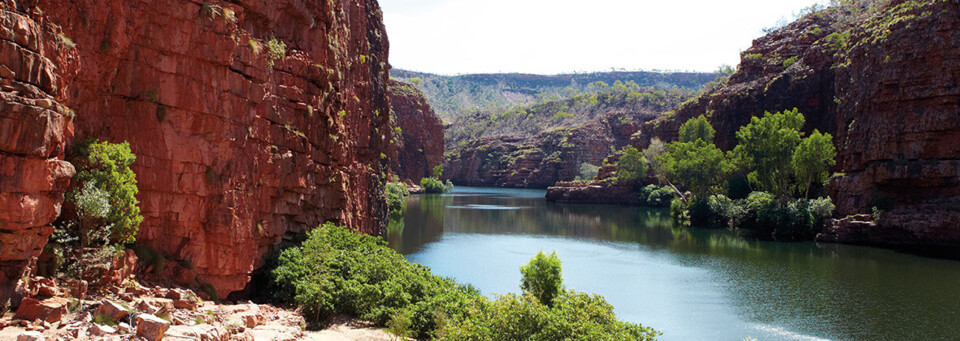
[1, 0, 392, 300]
[387, 80, 444, 181]
[822, 0, 960, 247]
[636, 0, 960, 247]
[0, 0, 76, 307]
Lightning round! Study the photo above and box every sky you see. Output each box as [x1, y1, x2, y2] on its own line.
[379, 0, 827, 75]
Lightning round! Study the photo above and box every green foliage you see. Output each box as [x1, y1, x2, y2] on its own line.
[743, 53, 763, 61]
[444, 179, 455, 193]
[656, 139, 730, 198]
[270, 224, 657, 340]
[783, 56, 799, 68]
[708, 192, 836, 240]
[677, 115, 715, 143]
[615, 146, 648, 184]
[94, 313, 118, 327]
[68, 140, 142, 245]
[265, 38, 286, 68]
[441, 291, 659, 341]
[792, 130, 837, 198]
[420, 177, 446, 194]
[577, 163, 600, 181]
[432, 165, 444, 178]
[520, 251, 563, 307]
[731, 109, 805, 199]
[825, 31, 850, 53]
[639, 185, 674, 208]
[385, 183, 408, 218]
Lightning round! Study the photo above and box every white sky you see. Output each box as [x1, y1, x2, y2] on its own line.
[379, 0, 826, 75]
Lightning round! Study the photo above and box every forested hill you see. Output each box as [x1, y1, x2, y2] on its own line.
[392, 69, 719, 119]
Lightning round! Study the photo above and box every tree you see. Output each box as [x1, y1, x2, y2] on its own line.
[68, 140, 143, 245]
[643, 138, 666, 178]
[520, 251, 563, 307]
[616, 146, 648, 184]
[731, 109, 805, 199]
[677, 115, 715, 143]
[656, 140, 730, 198]
[792, 130, 837, 198]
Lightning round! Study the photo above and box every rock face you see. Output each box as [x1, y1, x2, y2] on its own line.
[823, 0, 960, 247]
[387, 80, 444, 181]
[0, 1, 76, 308]
[635, 1, 960, 247]
[445, 112, 646, 188]
[638, 12, 840, 151]
[0, 0, 392, 299]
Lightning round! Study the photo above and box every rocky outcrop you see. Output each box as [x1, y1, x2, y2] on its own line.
[545, 164, 642, 205]
[0, 0, 392, 299]
[445, 112, 647, 188]
[821, 0, 960, 247]
[387, 80, 444, 181]
[637, 12, 840, 151]
[0, 1, 76, 309]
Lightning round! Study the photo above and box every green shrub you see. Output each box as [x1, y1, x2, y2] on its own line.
[270, 224, 658, 340]
[385, 183, 408, 218]
[708, 192, 835, 240]
[420, 177, 446, 194]
[66, 140, 143, 245]
[577, 163, 600, 181]
[444, 179, 455, 193]
[639, 184, 674, 208]
[615, 146, 648, 184]
[520, 251, 563, 307]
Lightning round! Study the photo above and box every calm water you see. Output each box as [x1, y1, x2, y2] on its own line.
[386, 187, 960, 341]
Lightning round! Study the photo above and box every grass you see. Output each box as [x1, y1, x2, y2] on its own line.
[94, 313, 118, 327]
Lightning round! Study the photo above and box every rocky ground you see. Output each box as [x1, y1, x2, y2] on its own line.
[0, 277, 401, 341]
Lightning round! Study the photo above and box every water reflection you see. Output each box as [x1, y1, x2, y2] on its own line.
[387, 187, 960, 341]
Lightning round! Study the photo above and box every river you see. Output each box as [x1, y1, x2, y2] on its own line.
[386, 187, 960, 340]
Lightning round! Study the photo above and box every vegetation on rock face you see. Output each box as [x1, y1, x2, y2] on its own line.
[385, 182, 409, 218]
[269, 223, 658, 340]
[47, 140, 142, 278]
[446, 81, 695, 148]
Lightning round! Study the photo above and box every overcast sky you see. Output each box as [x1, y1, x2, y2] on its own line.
[379, 0, 826, 75]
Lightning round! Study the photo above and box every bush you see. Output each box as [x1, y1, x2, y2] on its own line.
[708, 192, 835, 240]
[270, 224, 659, 340]
[577, 163, 600, 181]
[615, 146, 648, 184]
[520, 251, 563, 307]
[65, 140, 143, 245]
[385, 183, 408, 218]
[420, 177, 446, 193]
[639, 184, 674, 208]
[444, 179, 455, 193]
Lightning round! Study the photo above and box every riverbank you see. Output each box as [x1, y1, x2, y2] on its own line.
[0, 277, 402, 341]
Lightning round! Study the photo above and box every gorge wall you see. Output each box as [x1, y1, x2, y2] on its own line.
[0, 0, 76, 307]
[636, 0, 960, 247]
[445, 113, 644, 188]
[387, 80, 444, 182]
[824, 0, 960, 247]
[1, 0, 393, 300]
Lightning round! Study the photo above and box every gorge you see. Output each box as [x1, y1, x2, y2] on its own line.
[1, 0, 959, 339]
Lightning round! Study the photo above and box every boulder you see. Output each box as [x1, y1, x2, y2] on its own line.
[137, 313, 171, 341]
[13, 297, 68, 323]
[16, 331, 43, 341]
[94, 300, 130, 322]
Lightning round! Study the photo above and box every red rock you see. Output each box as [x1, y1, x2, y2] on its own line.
[94, 300, 130, 322]
[173, 299, 197, 310]
[89, 323, 117, 336]
[13, 297, 68, 323]
[0, 0, 393, 300]
[0, 0, 76, 308]
[387, 80, 445, 181]
[16, 331, 43, 341]
[136, 313, 170, 341]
